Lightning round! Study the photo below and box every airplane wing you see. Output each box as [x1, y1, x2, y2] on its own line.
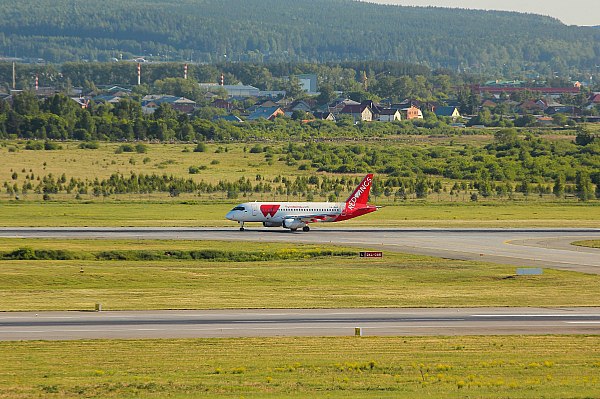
[282, 213, 338, 224]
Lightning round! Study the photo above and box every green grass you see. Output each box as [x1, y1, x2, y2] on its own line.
[1, 239, 598, 311]
[572, 240, 600, 249]
[1, 336, 599, 398]
[1, 201, 599, 227]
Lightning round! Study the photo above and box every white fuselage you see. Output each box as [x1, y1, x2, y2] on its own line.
[225, 201, 346, 225]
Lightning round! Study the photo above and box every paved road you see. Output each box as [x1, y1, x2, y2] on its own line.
[1, 227, 599, 273]
[1, 308, 599, 340]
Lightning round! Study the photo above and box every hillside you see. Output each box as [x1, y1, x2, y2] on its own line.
[0, 0, 598, 73]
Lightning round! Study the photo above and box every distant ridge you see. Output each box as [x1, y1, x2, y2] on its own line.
[0, 0, 597, 73]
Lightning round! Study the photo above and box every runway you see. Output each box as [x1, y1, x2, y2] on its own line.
[1, 308, 599, 340]
[1, 227, 599, 273]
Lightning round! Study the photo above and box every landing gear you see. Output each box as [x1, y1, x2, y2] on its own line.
[302, 225, 310, 232]
[239, 221, 245, 231]
[290, 228, 298, 232]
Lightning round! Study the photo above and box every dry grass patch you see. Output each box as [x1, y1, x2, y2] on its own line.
[1, 336, 599, 398]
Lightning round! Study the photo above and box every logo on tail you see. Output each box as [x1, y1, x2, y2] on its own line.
[346, 174, 373, 210]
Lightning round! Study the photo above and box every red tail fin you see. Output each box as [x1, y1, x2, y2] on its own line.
[345, 174, 373, 210]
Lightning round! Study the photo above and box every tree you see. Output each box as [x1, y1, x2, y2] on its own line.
[414, 176, 428, 199]
[553, 174, 565, 198]
[316, 83, 335, 105]
[494, 128, 519, 147]
[575, 171, 594, 201]
[575, 126, 595, 146]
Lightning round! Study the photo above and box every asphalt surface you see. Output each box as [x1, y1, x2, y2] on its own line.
[1, 308, 599, 340]
[1, 227, 599, 273]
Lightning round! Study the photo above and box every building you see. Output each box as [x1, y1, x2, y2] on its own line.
[434, 106, 461, 119]
[141, 95, 196, 114]
[296, 74, 318, 93]
[378, 109, 402, 122]
[213, 115, 243, 123]
[339, 103, 374, 122]
[401, 105, 423, 120]
[199, 82, 260, 98]
[247, 106, 285, 121]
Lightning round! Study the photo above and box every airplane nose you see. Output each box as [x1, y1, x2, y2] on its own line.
[225, 211, 234, 221]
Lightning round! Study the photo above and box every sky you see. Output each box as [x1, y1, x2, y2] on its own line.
[364, 0, 600, 26]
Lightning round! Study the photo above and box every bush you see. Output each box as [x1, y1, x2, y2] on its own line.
[249, 144, 264, 153]
[115, 144, 135, 154]
[79, 141, 100, 149]
[44, 141, 61, 150]
[25, 141, 44, 150]
[194, 142, 207, 152]
[135, 143, 148, 153]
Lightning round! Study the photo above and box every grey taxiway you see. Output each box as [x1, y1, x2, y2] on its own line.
[1, 227, 599, 339]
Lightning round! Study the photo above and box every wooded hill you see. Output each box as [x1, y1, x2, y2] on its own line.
[0, 0, 598, 74]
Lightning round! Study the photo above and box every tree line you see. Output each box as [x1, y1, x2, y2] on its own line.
[0, 0, 599, 75]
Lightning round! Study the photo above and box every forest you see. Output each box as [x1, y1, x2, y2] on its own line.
[0, 0, 599, 75]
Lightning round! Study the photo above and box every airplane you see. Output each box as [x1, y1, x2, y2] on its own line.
[225, 174, 378, 232]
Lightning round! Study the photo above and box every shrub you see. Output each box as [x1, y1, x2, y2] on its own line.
[25, 141, 44, 150]
[79, 141, 100, 149]
[194, 142, 207, 152]
[135, 143, 148, 153]
[115, 144, 135, 154]
[249, 144, 263, 153]
[44, 141, 61, 150]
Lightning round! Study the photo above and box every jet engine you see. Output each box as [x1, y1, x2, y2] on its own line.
[282, 218, 305, 230]
[262, 221, 282, 227]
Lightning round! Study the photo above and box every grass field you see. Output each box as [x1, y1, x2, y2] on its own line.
[1, 239, 598, 311]
[573, 240, 600, 248]
[1, 201, 599, 227]
[2, 138, 499, 186]
[1, 336, 599, 398]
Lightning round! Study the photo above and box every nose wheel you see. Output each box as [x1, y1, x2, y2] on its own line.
[239, 222, 245, 231]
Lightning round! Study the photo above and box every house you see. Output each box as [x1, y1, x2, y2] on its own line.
[517, 100, 545, 113]
[141, 95, 197, 114]
[339, 103, 373, 122]
[378, 109, 402, 122]
[258, 90, 287, 99]
[434, 106, 461, 119]
[71, 97, 90, 109]
[211, 99, 234, 111]
[247, 106, 285, 121]
[287, 100, 313, 113]
[546, 105, 581, 116]
[536, 116, 554, 126]
[92, 94, 123, 104]
[589, 93, 600, 104]
[401, 105, 423, 120]
[213, 115, 243, 123]
[328, 98, 360, 114]
[312, 111, 335, 121]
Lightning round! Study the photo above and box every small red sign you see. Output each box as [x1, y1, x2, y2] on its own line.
[360, 251, 383, 258]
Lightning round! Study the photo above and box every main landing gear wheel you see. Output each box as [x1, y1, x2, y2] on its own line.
[302, 226, 310, 232]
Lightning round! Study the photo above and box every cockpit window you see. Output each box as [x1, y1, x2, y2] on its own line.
[231, 206, 245, 211]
